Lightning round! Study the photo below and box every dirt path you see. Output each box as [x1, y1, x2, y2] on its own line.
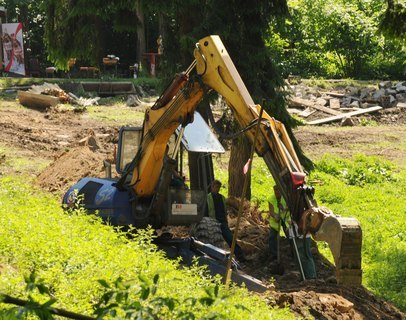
[0, 101, 404, 319]
[295, 125, 406, 167]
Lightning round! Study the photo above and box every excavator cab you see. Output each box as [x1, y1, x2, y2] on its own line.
[113, 111, 225, 226]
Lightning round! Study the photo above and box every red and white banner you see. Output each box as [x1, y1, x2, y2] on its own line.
[2, 23, 25, 76]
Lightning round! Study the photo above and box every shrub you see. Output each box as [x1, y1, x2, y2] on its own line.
[316, 154, 396, 186]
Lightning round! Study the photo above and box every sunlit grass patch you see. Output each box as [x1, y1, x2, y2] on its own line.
[84, 104, 145, 125]
[0, 144, 50, 175]
[0, 176, 293, 319]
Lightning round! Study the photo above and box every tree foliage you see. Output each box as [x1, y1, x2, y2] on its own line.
[43, 0, 108, 69]
[0, 0, 47, 63]
[268, 0, 406, 79]
[378, 0, 406, 41]
[1, 0, 403, 78]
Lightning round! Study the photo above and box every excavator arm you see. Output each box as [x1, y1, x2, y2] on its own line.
[121, 35, 362, 285]
[194, 37, 362, 285]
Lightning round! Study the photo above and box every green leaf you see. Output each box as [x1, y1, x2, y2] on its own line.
[41, 298, 57, 308]
[199, 297, 214, 306]
[153, 274, 159, 284]
[139, 287, 150, 300]
[98, 279, 111, 289]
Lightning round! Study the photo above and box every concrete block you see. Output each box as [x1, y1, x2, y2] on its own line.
[379, 81, 392, 89]
[329, 98, 341, 109]
[372, 89, 386, 101]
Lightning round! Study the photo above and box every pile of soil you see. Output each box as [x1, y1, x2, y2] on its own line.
[37, 146, 109, 193]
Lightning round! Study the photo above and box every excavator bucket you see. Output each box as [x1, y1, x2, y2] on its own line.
[313, 213, 362, 285]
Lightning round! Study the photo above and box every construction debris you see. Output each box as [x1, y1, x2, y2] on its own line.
[17, 90, 59, 110]
[287, 81, 406, 125]
[29, 83, 71, 103]
[16, 82, 100, 110]
[306, 106, 382, 125]
[68, 93, 100, 107]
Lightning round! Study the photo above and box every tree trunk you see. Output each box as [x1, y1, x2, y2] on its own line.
[135, 0, 145, 65]
[158, 12, 166, 44]
[228, 134, 251, 200]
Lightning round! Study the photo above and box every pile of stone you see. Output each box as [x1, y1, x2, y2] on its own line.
[286, 80, 406, 125]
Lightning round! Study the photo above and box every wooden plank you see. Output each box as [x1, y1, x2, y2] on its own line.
[310, 103, 341, 115]
[17, 90, 59, 110]
[299, 107, 317, 118]
[289, 97, 341, 115]
[397, 102, 406, 108]
[323, 91, 346, 97]
[306, 106, 382, 125]
[287, 108, 303, 115]
[329, 98, 341, 109]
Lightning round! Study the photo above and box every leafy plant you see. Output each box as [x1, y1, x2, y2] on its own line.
[94, 275, 238, 319]
[316, 154, 397, 186]
[359, 117, 378, 127]
[268, 0, 405, 79]
[0, 271, 56, 319]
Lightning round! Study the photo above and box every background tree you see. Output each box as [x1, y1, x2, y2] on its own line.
[43, 0, 147, 70]
[43, 0, 108, 69]
[2, 0, 404, 78]
[0, 0, 47, 68]
[152, 0, 292, 199]
[269, 0, 405, 79]
[378, 0, 406, 41]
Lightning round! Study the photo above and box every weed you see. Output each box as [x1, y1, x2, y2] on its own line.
[316, 153, 397, 186]
[359, 117, 378, 127]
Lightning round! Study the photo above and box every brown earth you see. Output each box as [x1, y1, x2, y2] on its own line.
[0, 98, 404, 319]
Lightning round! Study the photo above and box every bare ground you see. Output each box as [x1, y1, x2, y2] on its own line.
[0, 99, 404, 319]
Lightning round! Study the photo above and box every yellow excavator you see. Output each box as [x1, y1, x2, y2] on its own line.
[63, 35, 362, 287]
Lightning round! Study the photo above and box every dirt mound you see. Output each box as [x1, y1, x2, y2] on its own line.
[273, 283, 405, 319]
[37, 146, 110, 194]
[275, 290, 363, 319]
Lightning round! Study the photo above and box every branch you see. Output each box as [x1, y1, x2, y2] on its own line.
[1, 294, 95, 320]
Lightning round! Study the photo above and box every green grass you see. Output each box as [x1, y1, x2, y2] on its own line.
[0, 176, 294, 319]
[84, 104, 146, 125]
[0, 77, 45, 89]
[0, 76, 160, 89]
[0, 144, 50, 175]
